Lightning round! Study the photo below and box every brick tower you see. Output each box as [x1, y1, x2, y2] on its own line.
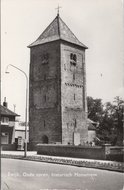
[28, 14, 88, 149]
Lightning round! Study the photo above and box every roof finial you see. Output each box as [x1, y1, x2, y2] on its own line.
[55, 5, 62, 16]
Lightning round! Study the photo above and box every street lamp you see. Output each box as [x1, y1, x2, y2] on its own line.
[5, 64, 28, 157]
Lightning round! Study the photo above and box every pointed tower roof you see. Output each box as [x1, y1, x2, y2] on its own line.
[28, 15, 88, 49]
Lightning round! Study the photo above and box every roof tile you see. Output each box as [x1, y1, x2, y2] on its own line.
[0, 105, 19, 116]
[28, 15, 88, 49]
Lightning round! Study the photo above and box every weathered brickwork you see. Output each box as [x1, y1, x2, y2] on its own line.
[29, 41, 62, 148]
[61, 42, 88, 145]
[29, 15, 88, 149]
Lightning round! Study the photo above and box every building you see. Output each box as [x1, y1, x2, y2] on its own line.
[87, 119, 97, 143]
[28, 13, 88, 149]
[15, 122, 29, 144]
[1, 98, 19, 145]
[1, 98, 29, 150]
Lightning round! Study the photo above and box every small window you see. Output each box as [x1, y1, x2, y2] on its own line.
[73, 54, 77, 62]
[1, 117, 9, 123]
[70, 53, 77, 66]
[74, 94, 75, 100]
[74, 119, 77, 129]
[64, 64, 66, 71]
[42, 53, 49, 64]
[70, 53, 73, 60]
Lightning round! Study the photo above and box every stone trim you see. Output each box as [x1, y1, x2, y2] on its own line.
[1, 153, 123, 173]
[65, 83, 83, 88]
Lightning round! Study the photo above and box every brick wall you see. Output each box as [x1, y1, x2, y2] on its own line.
[60, 42, 88, 145]
[29, 41, 62, 147]
[29, 40, 88, 148]
[1, 144, 16, 151]
[37, 144, 105, 160]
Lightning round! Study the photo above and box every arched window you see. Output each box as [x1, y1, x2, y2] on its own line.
[70, 53, 73, 60]
[42, 53, 49, 64]
[74, 93, 76, 100]
[70, 53, 77, 66]
[73, 54, 77, 62]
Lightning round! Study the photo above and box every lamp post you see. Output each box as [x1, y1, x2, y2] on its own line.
[5, 64, 28, 157]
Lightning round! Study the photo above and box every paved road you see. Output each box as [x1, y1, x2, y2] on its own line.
[1, 158, 123, 190]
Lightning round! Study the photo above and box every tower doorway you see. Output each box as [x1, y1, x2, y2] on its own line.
[42, 135, 48, 144]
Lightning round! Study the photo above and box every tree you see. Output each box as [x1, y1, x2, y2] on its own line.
[99, 101, 117, 144]
[87, 96, 124, 145]
[87, 96, 103, 122]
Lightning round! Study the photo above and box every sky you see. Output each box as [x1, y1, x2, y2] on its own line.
[1, 0, 124, 121]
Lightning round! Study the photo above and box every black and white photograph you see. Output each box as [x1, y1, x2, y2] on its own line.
[1, 0, 124, 190]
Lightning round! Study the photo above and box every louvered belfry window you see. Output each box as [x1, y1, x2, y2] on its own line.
[42, 53, 49, 64]
[70, 53, 77, 66]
